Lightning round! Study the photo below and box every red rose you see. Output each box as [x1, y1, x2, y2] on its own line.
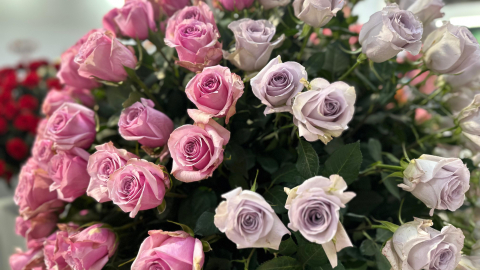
[1, 71, 17, 91]
[28, 60, 49, 71]
[46, 78, 62, 90]
[13, 112, 38, 132]
[0, 159, 5, 176]
[0, 87, 12, 101]
[1, 101, 18, 120]
[23, 72, 40, 88]
[18, 95, 38, 110]
[6, 138, 28, 161]
[0, 117, 7, 135]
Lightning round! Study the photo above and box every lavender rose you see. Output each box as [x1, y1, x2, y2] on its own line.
[251, 56, 307, 114]
[292, 78, 356, 144]
[293, 0, 345, 28]
[400, 155, 470, 215]
[87, 142, 138, 203]
[224, 19, 285, 72]
[214, 187, 290, 249]
[458, 94, 480, 149]
[399, 0, 445, 25]
[259, 0, 290, 10]
[382, 218, 464, 270]
[423, 22, 480, 75]
[359, 4, 423, 63]
[284, 175, 355, 268]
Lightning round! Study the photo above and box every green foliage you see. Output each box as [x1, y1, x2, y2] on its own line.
[296, 139, 320, 179]
[323, 142, 363, 184]
[257, 256, 302, 270]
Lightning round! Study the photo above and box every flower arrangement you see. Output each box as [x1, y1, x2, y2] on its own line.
[9, 0, 480, 269]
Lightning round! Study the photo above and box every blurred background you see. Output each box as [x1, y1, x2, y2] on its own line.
[0, 0, 479, 269]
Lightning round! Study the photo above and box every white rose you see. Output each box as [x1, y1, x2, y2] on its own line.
[292, 0, 345, 28]
[399, 0, 445, 25]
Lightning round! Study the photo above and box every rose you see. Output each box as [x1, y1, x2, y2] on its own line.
[399, 0, 445, 25]
[102, 8, 120, 34]
[218, 0, 254, 11]
[131, 230, 205, 270]
[87, 142, 138, 203]
[185, 65, 244, 124]
[214, 187, 289, 249]
[57, 31, 101, 89]
[36, 118, 48, 139]
[224, 19, 285, 72]
[15, 211, 57, 246]
[165, 19, 222, 73]
[251, 56, 307, 114]
[292, 78, 356, 144]
[118, 98, 174, 148]
[165, 2, 217, 42]
[9, 237, 48, 270]
[157, 0, 191, 17]
[74, 31, 137, 82]
[168, 118, 230, 182]
[48, 147, 90, 202]
[41, 86, 94, 116]
[284, 175, 355, 268]
[359, 4, 423, 63]
[458, 95, 480, 149]
[31, 138, 54, 171]
[293, 0, 345, 28]
[259, 0, 290, 10]
[457, 256, 480, 270]
[400, 155, 470, 215]
[112, 0, 157, 40]
[423, 22, 480, 74]
[108, 158, 169, 218]
[445, 50, 480, 90]
[44, 223, 79, 270]
[14, 159, 64, 219]
[382, 218, 464, 270]
[44, 102, 96, 150]
[63, 224, 117, 270]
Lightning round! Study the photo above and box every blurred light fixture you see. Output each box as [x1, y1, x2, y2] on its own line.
[436, 16, 480, 28]
[106, 0, 124, 8]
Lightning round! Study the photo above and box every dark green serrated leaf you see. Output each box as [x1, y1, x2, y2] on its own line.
[271, 164, 304, 186]
[269, 237, 298, 256]
[264, 186, 288, 214]
[257, 156, 279, 174]
[322, 42, 350, 75]
[368, 138, 382, 162]
[296, 139, 320, 179]
[194, 212, 220, 236]
[296, 242, 329, 267]
[323, 142, 362, 184]
[257, 256, 302, 270]
[376, 228, 393, 243]
[375, 249, 391, 270]
[178, 188, 217, 229]
[359, 239, 376, 256]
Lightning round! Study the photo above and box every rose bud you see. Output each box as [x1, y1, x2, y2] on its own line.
[423, 22, 480, 75]
[292, 78, 356, 144]
[218, 0, 254, 11]
[185, 65, 244, 124]
[41, 86, 94, 116]
[251, 56, 307, 114]
[259, 0, 290, 10]
[168, 118, 230, 183]
[359, 4, 423, 63]
[102, 8, 120, 34]
[9, 238, 49, 270]
[131, 230, 205, 270]
[165, 2, 217, 42]
[62, 224, 117, 270]
[48, 148, 90, 202]
[87, 142, 138, 203]
[293, 0, 345, 28]
[400, 155, 470, 215]
[14, 159, 64, 219]
[113, 0, 157, 40]
[457, 256, 480, 270]
[108, 159, 170, 218]
[119, 98, 174, 148]
[382, 218, 464, 270]
[458, 94, 480, 149]
[284, 175, 355, 268]
[224, 19, 285, 72]
[57, 30, 101, 90]
[214, 187, 290, 249]
[44, 224, 76, 270]
[74, 31, 137, 82]
[15, 211, 58, 245]
[399, 0, 445, 25]
[44, 102, 96, 150]
[445, 50, 480, 90]
[31, 138, 54, 171]
[165, 19, 222, 73]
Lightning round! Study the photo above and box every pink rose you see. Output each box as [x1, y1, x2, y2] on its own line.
[131, 230, 205, 270]
[219, 0, 254, 11]
[114, 0, 157, 40]
[87, 142, 138, 203]
[44, 224, 79, 270]
[48, 148, 90, 202]
[168, 118, 230, 182]
[119, 98, 173, 148]
[9, 238, 48, 270]
[15, 211, 58, 246]
[57, 30, 101, 90]
[185, 65, 244, 124]
[14, 159, 64, 219]
[44, 102, 96, 150]
[165, 19, 222, 72]
[31, 138, 54, 171]
[102, 8, 120, 34]
[74, 31, 137, 82]
[63, 224, 117, 270]
[158, 0, 191, 17]
[108, 159, 170, 218]
[41, 86, 94, 116]
[36, 118, 48, 139]
[165, 2, 217, 41]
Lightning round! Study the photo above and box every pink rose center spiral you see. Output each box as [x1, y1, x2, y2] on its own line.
[98, 158, 115, 181]
[181, 135, 212, 170]
[125, 108, 143, 125]
[52, 113, 68, 131]
[180, 24, 205, 38]
[119, 175, 141, 200]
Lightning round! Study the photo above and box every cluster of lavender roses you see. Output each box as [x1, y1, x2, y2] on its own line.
[9, 0, 480, 269]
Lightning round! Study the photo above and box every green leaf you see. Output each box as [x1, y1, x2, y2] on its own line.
[376, 228, 393, 243]
[264, 186, 288, 214]
[296, 139, 320, 179]
[122, 91, 143, 108]
[359, 239, 377, 256]
[257, 256, 302, 270]
[368, 138, 382, 162]
[178, 188, 217, 229]
[296, 242, 329, 267]
[317, 262, 346, 270]
[322, 142, 363, 184]
[269, 237, 298, 256]
[322, 42, 350, 75]
[271, 164, 304, 187]
[194, 212, 220, 236]
[229, 174, 249, 189]
[167, 220, 194, 237]
[257, 156, 279, 174]
[156, 200, 167, 214]
[375, 249, 391, 270]
[372, 221, 399, 233]
[201, 240, 212, 252]
[381, 173, 401, 200]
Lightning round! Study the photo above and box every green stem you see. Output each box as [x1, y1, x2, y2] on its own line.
[297, 26, 312, 61]
[375, 164, 404, 171]
[114, 220, 143, 231]
[338, 53, 367, 81]
[407, 126, 458, 150]
[244, 249, 256, 270]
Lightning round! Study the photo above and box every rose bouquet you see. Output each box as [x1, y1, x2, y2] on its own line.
[9, 0, 480, 269]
